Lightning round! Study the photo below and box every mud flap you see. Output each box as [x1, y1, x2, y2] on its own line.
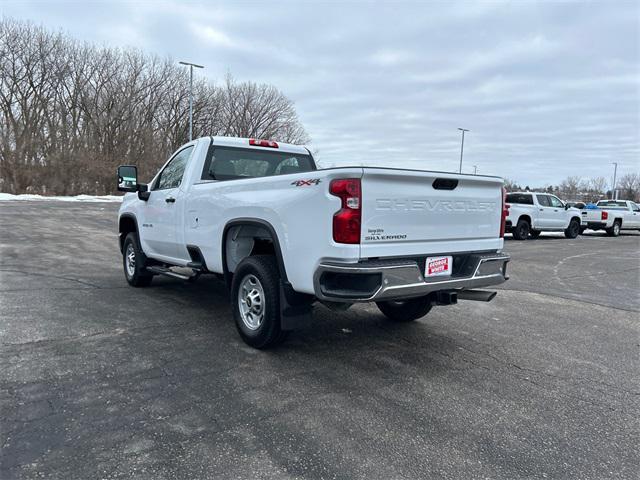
[279, 282, 313, 331]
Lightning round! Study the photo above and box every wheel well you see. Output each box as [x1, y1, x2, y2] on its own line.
[222, 222, 286, 281]
[614, 218, 622, 225]
[118, 215, 137, 252]
[518, 215, 531, 226]
[570, 216, 581, 224]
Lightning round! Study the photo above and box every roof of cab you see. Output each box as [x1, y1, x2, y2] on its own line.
[509, 191, 550, 195]
[208, 136, 310, 155]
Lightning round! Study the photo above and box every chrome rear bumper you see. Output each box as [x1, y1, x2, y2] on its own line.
[314, 252, 510, 302]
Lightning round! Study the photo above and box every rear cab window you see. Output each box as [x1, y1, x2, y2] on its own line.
[505, 193, 533, 205]
[201, 146, 314, 181]
[597, 200, 628, 210]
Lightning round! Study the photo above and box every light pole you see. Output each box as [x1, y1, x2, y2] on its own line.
[611, 162, 618, 200]
[472, 165, 478, 175]
[458, 128, 469, 173]
[179, 61, 204, 141]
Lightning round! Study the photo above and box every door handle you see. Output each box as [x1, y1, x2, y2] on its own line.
[165, 197, 176, 203]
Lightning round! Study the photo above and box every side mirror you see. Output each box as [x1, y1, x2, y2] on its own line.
[564, 204, 570, 210]
[117, 165, 138, 192]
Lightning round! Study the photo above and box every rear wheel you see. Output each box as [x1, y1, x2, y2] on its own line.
[122, 233, 153, 287]
[376, 297, 432, 322]
[529, 229, 541, 238]
[606, 220, 621, 237]
[564, 219, 580, 239]
[512, 219, 530, 240]
[231, 255, 288, 349]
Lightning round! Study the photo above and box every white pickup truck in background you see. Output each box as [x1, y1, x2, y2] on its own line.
[504, 191, 582, 240]
[580, 200, 640, 236]
[117, 136, 510, 348]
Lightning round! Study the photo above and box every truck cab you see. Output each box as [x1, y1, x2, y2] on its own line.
[505, 192, 582, 240]
[117, 136, 510, 348]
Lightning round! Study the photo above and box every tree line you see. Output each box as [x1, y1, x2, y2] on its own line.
[0, 19, 309, 195]
[505, 173, 640, 203]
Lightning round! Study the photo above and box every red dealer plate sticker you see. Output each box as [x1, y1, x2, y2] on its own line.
[425, 256, 453, 278]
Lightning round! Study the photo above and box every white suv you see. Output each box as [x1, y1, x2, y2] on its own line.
[505, 192, 582, 240]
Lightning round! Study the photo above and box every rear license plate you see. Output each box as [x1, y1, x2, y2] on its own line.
[425, 256, 453, 277]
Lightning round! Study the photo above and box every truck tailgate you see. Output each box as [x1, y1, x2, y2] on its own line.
[360, 168, 504, 258]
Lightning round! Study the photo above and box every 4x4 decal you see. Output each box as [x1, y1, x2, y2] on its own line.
[291, 179, 321, 187]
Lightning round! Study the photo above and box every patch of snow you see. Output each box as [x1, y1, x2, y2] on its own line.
[0, 193, 123, 202]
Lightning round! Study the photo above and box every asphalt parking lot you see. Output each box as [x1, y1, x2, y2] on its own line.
[1, 202, 639, 479]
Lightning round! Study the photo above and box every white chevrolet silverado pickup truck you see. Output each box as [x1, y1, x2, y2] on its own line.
[580, 200, 640, 236]
[504, 191, 582, 240]
[117, 137, 510, 348]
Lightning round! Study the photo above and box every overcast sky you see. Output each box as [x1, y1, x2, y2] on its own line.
[3, 0, 639, 186]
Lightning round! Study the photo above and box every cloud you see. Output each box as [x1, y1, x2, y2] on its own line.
[2, 0, 639, 185]
[190, 24, 236, 48]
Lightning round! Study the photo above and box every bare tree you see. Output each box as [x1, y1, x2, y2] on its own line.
[558, 176, 582, 200]
[583, 176, 608, 203]
[617, 173, 640, 202]
[503, 178, 520, 192]
[0, 18, 310, 195]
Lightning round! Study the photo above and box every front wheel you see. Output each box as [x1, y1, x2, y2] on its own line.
[606, 221, 621, 237]
[231, 255, 288, 349]
[122, 233, 153, 287]
[376, 297, 432, 322]
[564, 219, 580, 239]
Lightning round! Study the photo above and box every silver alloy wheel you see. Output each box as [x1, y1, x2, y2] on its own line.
[125, 243, 136, 278]
[614, 222, 620, 235]
[238, 274, 265, 330]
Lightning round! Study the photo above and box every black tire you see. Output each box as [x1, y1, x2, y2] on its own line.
[122, 232, 153, 287]
[512, 218, 530, 240]
[606, 220, 621, 237]
[579, 227, 587, 235]
[529, 230, 541, 238]
[231, 255, 287, 349]
[376, 296, 432, 322]
[564, 219, 580, 239]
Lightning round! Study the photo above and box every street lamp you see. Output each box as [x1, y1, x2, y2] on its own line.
[179, 61, 204, 141]
[458, 128, 469, 173]
[611, 162, 618, 200]
[472, 165, 478, 175]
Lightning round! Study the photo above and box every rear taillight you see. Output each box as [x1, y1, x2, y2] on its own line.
[601, 211, 608, 221]
[500, 187, 508, 238]
[249, 138, 279, 148]
[330, 178, 361, 244]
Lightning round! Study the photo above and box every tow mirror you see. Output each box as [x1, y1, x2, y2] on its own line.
[117, 165, 138, 192]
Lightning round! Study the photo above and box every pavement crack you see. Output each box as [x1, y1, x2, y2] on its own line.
[0, 268, 102, 289]
[497, 287, 640, 313]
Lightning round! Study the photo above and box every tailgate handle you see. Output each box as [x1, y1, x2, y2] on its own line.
[432, 178, 458, 190]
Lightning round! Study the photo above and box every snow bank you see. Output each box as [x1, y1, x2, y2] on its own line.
[0, 193, 123, 202]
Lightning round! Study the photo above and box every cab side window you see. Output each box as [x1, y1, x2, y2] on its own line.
[548, 196, 564, 208]
[536, 195, 551, 207]
[155, 146, 193, 190]
[631, 202, 640, 212]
